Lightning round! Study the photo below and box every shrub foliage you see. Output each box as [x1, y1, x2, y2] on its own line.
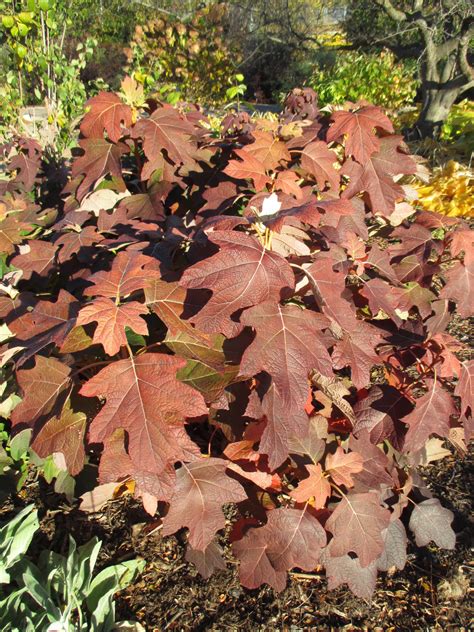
[309, 49, 418, 110]
[0, 83, 472, 599]
[124, 4, 238, 105]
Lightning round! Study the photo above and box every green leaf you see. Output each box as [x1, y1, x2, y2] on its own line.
[2, 15, 15, 29]
[17, 22, 29, 37]
[53, 470, 75, 500]
[74, 537, 102, 597]
[0, 587, 28, 628]
[125, 327, 146, 348]
[86, 558, 145, 611]
[0, 445, 12, 469]
[16, 44, 27, 59]
[41, 454, 61, 483]
[0, 504, 39, 583]
[20, 563, 61, 622]
[226, 86, 239, 100]
[17, 12, 35, 25]
[0, 394, 21, 419]
[9, 428, 31, 461]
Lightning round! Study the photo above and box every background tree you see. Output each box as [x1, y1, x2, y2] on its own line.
[223, 0, 342, 99]
[369, 1, 473, 137]
[124, 3, 240, 104]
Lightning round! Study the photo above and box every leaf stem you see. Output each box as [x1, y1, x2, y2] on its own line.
[72, 359, 114, 378]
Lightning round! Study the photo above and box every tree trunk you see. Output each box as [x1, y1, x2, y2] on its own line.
[414, 84, 460, 139]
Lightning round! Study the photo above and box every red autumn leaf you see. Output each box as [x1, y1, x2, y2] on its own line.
[324, 553, 377, 600]
[233, 526, 287, 592]
[455, 360, 473, 417]
[262, 197, 352, 235]
[246, 130, 291, 170]
[331, 318, 384, 389]
[0, 215, 30, 254]
[376, 519, 407, 572]
[396, 282, 436, 319]
[76, 296, 149, 356]
[390, 223, 441, 261]
[365, 244, 399, 284]
[226, 461, 278, 491]
[439, 261, 473, 318]
[425, 299, 452, 335]
[162, 457, 247, 550]
[224, 439, 259, 463]
[118, 191, 165, 221]
[267, 507, 326, 571]
[342, 136, 416, 216]
[133, 107, 196, 176]
[342, 232, 366, 262]
[80, 91, 133, 142]
[257, 379, 311, 469]
[348, 430, 393, 491]
[402, 379, 455, 452]
[240, 302, 332, 402]
[199, 180, 240, 216]
[99, 428, 175, 515]
[145, 278, 209, 343]
[145, 278, 239, 402]
[55, 225, 100, 263]
[233, 507, 326, 591]
[288, 414, 327, 463]
[80, 353, 208, 474]
[71, 138, 128, 200]
[290, 463, 331, 508]
[393, 254, 439, 285]
[185, 540, 227, 579]
[326, 491, 391, 566]
[409, 498, 455, 549]
[176, 345, 239, 404]
[450, 228, 473, 266]
[224, 148, 271, 191]
[327, 105, 394, 163]
[238, 302, 332, 466]
[274, 170, 304, 199]
[305, 255, 348, 319]
[361, 278, 405, 326]
[426, 332, 462, 378]
[325, 446, 364, 488]
[7, 148, 42, 191]
[32, 402, 86, 476]
[300, 141, 340, 191]
[11, 356, 71, 428]
[262, 198, 321, 233]
[353, 385, 412, 449]
[180, 230, 294, 337]
[84, 250, 160, 299]
[11, 240, 57, 281]
[12, 289, 79, 351]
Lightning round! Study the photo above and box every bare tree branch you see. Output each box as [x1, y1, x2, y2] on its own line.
[458, 27, 474, 79]
[374, 0, 407, 22]
[459, 78, 474, 93]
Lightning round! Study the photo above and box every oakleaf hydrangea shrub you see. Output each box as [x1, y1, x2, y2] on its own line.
[0, 84, 472, 599]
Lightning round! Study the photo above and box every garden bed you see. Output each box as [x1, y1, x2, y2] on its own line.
[2, 447, 471, 631]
